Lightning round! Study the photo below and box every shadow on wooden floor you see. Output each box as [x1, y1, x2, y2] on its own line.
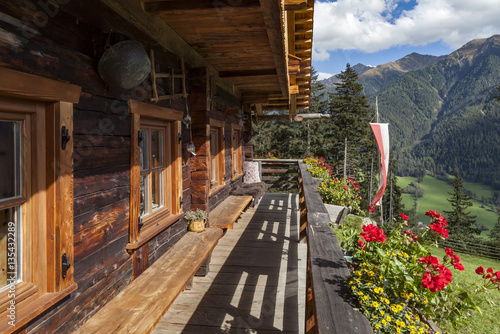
[152, 193, 306, 334]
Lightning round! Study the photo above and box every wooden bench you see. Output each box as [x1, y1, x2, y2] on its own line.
[209, 195, 253, 230]
[74, 227, 223, 334]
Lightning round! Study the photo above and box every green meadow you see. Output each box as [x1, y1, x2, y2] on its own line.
[397, 175, 499, 236]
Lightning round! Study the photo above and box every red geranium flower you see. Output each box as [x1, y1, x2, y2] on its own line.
[369, 205, 375, 213]
[476, 266, 485, 275]
[399, 213, 409, 221]
[360, 224, 386, 243]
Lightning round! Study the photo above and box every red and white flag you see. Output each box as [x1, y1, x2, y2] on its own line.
[370, 123, 389, 206]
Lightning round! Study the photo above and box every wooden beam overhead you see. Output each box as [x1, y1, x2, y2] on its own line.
[284, 0, 307, 11]
[295, 38, 312, 45]
[295, 17, 313, 24]
[142, 0, 261, 15]
[260, 0, 290, 98]
[295, 29, 313, 35]
[295, 48, 312, 54]
[219, 69, 277, 78]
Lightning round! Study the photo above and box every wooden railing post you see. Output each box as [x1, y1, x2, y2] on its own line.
[298, 161, 373, 334]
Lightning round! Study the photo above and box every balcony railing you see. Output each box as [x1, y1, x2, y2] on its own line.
[256, 159, 373, 334]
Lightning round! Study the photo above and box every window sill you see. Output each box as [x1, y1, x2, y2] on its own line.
[0, 283, 77, 333]
[209, 184, 227, 198]
[126, 213, 184, 251]
[231, 173, 244, 182]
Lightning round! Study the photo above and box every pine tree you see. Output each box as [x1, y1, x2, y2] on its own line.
[444, 172, 480, 237]
[328, 63, 373, 178]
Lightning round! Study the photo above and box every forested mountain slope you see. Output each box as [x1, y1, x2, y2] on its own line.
[375, 35, 500, 189]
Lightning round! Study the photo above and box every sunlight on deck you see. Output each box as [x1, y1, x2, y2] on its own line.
[152, 193, 307, 334]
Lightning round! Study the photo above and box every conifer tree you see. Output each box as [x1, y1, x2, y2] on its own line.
[444, 172, 481, 237]
[328, 63, 373, 178]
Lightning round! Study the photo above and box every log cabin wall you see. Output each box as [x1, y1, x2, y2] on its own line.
[0, 1, 248, 331]
[0, 1, 241, 333]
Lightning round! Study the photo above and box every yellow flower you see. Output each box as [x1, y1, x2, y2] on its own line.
[397, 304, 403, 312]
[380, 310, 385, 316]
[396, 328, 402, 334]
[375, 324, 381, 329]
[358, 292, 363, 296]
[372, 301, 379, 308]
[351, 286, 356, 290]
[368, 271, 374, 276]
[386, 315, 391, 322]
[382, 320, 387, 326]
[384, 298, 390, 304]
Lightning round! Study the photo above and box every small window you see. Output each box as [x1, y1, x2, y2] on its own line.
[209, 119, 225, 192]
[128, 100, 183, 250]
[231, 124, 243, 180]
[0, 67, 80, 332]
[139, 126, 167, 217]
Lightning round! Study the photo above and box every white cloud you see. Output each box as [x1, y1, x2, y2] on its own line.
[313, 0, 500, 60]
[317, 72, 334, 80]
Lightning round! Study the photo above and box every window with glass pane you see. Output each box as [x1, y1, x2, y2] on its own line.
[210, 130, 217, 184]
[0, 120, 23, 291]
[139, 127, 166, 219]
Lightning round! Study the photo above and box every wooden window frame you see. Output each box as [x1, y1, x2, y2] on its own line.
[127, 100, 183, 251]
[231, 124, 243, 181]
[209, 119, 225, 195]
[0, 68, 80, 332]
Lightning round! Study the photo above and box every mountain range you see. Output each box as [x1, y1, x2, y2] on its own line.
[320, 35, 500, 189]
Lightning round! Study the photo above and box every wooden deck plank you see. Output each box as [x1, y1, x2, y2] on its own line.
[152, 193, 306, 334]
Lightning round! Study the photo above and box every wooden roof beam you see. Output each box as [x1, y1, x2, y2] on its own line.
[295, 29, 313, 35]
[295, 38, 312, 45]
[219, 69, 277, 78]
[295, 17, 313, 24]
[284, 0, 307, 11]
[142, 0, 261, 15]
[260, 0, 290, 99]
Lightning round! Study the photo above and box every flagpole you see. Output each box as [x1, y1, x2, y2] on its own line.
[375, 97, 383, 225]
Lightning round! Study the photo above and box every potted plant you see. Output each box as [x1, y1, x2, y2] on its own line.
[185, 209, 208, 232]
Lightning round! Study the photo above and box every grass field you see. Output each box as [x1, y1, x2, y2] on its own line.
[398, 175, 499, 236]
[431, 247, 500, 334]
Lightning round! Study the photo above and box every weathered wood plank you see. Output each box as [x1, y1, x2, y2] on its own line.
[75, 228, 223, 334]
[209, 195, 253, 229]
[298, 162, 373, 334]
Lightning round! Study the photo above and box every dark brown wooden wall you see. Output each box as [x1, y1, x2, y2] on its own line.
[0, 1, 243, 332]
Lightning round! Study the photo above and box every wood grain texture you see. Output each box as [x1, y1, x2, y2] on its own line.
[298, 162, 373, 334]
[0, 67, 81, 103]
[208, 195, 253, 229]
[74, 228, 223, 334]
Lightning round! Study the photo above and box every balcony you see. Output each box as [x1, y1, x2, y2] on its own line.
[152, 160, 373, 334]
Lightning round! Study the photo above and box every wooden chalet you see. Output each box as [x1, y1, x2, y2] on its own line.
[0, 0, 320, 333]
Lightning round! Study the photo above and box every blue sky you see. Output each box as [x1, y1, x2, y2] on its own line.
[313, 0, 500, 79]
